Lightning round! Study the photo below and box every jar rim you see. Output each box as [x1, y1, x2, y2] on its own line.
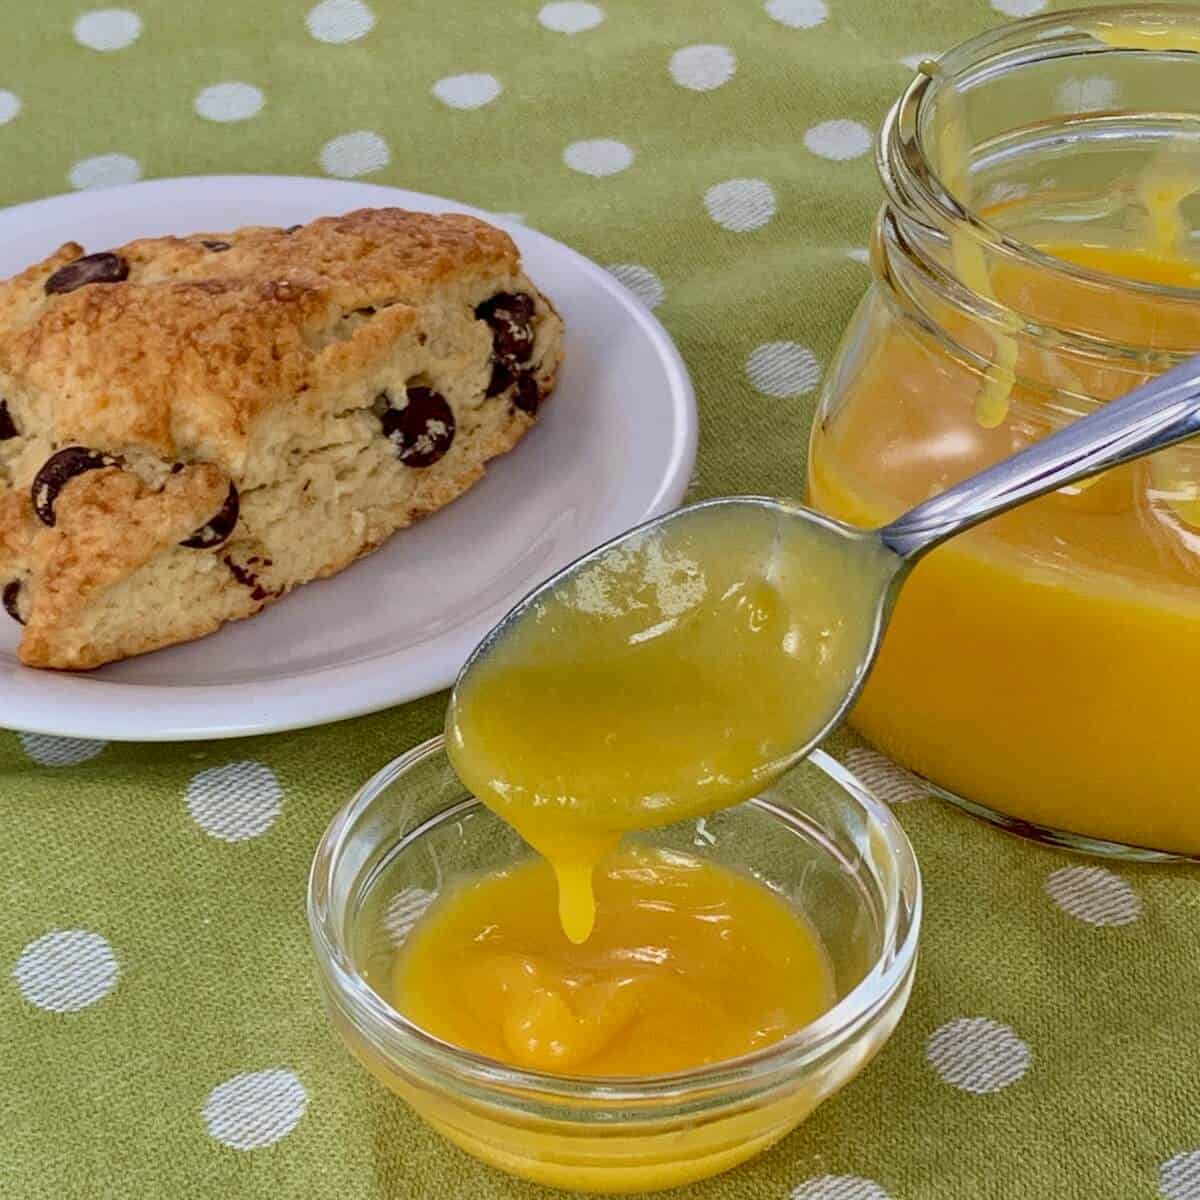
[306, 735, 922, 1110]
[880, 3, 1200, 308]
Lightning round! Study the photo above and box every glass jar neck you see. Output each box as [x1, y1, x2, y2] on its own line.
[875, 4, 1200, 405]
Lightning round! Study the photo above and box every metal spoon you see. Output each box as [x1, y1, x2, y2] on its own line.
[453, 352, 1200, 782]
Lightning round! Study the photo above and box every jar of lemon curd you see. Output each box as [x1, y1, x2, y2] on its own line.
[808, 6, 1200, 858]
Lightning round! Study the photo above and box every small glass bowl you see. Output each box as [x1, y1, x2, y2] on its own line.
[307, 736, 921, 1194]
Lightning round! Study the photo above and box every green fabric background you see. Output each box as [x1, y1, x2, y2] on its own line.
[1, 2, 1197, 1198]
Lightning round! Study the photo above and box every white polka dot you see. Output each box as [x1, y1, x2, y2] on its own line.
[203, 1069, 308, 1150]
[791, 1178, 891, 1200]
[194, 82, 265, 123]
[563, 139, 633, 177]
[927, 1017, 1031, 1094]
[0, 91, 21, 125]
[846, 247, 870, 264]
[669, 45, 736, 92]
[538, 2, 604, 33]
[68, 153, 142, 190]
[1162, 1151, 1200, 1200]
[606, 263, 665, 310]
[432, 73, 502, 110]
[305, 0, 375, 43]
[1046, 866, 1141, 927]
[746, 341, 821, 398]
[990, 0, 1048, 14]
[766, 0, 828, 28]
[383, 888, 436, 945]
[805, 119, 872, 161]
[186, 762, 283, 843]
[1055, 76, 1119, 113]
[19, 733, 107, 767]
[13, 930, 118, 1012]
[73, 8, 142, 51]
[319, 130, 390, 178]
[900, 53, 937, 70]
[704, 178, 776, 232]
[842, 747, 926, 804]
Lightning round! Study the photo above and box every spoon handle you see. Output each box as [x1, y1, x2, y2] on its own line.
[880, 353, 1200, 560]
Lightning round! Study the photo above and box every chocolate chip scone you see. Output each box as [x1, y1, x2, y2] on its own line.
[0, 208, 563, 669]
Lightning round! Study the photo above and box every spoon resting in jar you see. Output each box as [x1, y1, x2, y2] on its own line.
[447, 353, 1200, 942]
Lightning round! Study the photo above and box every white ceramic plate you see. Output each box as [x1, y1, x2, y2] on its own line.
[0, 176, 696, 740]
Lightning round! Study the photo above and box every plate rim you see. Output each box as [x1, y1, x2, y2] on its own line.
[0, 174, 697, 741]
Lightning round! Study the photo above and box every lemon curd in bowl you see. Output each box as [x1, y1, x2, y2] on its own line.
[809, 6, 1200, 857]
[307, 737, 920, 1194]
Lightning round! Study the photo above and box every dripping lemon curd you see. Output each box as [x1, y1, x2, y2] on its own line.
[810, 15, 1200, 853]
[413, 505, 884, 1073]
[367, 504, 902, 1190]
[446, 503, 886, 945]
[394, 845, 835, 1078]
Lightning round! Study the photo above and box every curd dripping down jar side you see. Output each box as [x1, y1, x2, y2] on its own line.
[807, 5, 1200, 857]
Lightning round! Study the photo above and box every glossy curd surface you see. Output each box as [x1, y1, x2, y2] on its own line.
[811, 240, 1200, 854]
[393, 844, 835, 1076]
[447, 501, 889, 940]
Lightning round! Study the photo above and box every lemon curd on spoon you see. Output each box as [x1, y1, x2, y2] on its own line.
[445, 501, 890, 944]
[381, 503, 889, 1093]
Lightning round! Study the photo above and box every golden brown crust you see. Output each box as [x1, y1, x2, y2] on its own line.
[19, 464, 227, 667]
[0, 209, 517, 465]
[0, 207, 564, 669]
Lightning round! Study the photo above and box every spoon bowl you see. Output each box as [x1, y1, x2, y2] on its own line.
[455, 494, 906, 778]
[446, 491, 904, 942]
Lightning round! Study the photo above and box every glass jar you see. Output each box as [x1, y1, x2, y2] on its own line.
[308, 736, 920, 1194]
[808, 6, 1200, 858]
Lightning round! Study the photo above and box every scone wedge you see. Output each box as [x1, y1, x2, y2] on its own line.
[0, 208, 563, 669]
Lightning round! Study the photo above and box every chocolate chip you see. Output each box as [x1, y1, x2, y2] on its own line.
[180, 484, 240, 549]
[514, 373, 541, 416]
[32, 446, 120, 526]
[224, 555, 256, 589]
[476, 292, 535, 364]
[44, 252, 130, 295]
[485, 360, 514, 398]
[170, 462, 185, 474]
[380, 387, 456, 468]
[201, 240, 231, 252]
[284, 224, 302, 234]
[478, 292, 535, 323]
[0, 400, 16, 441]
[3, 581, 24, 626]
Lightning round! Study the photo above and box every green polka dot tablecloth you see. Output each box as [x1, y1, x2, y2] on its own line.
[2, 3, 1198, 1199]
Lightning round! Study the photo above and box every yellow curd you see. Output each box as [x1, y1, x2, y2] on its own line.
[446, 501, 887, 942]
[810, 238, 1200, 854]
[393, 844, 835, 1076]
[355, 499, 902, 1190]
[806, 12, 1200, 854]
[381, 505, 887, 1188]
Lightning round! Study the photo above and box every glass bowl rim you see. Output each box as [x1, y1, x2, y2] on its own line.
[307, 735, 922, 1104]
